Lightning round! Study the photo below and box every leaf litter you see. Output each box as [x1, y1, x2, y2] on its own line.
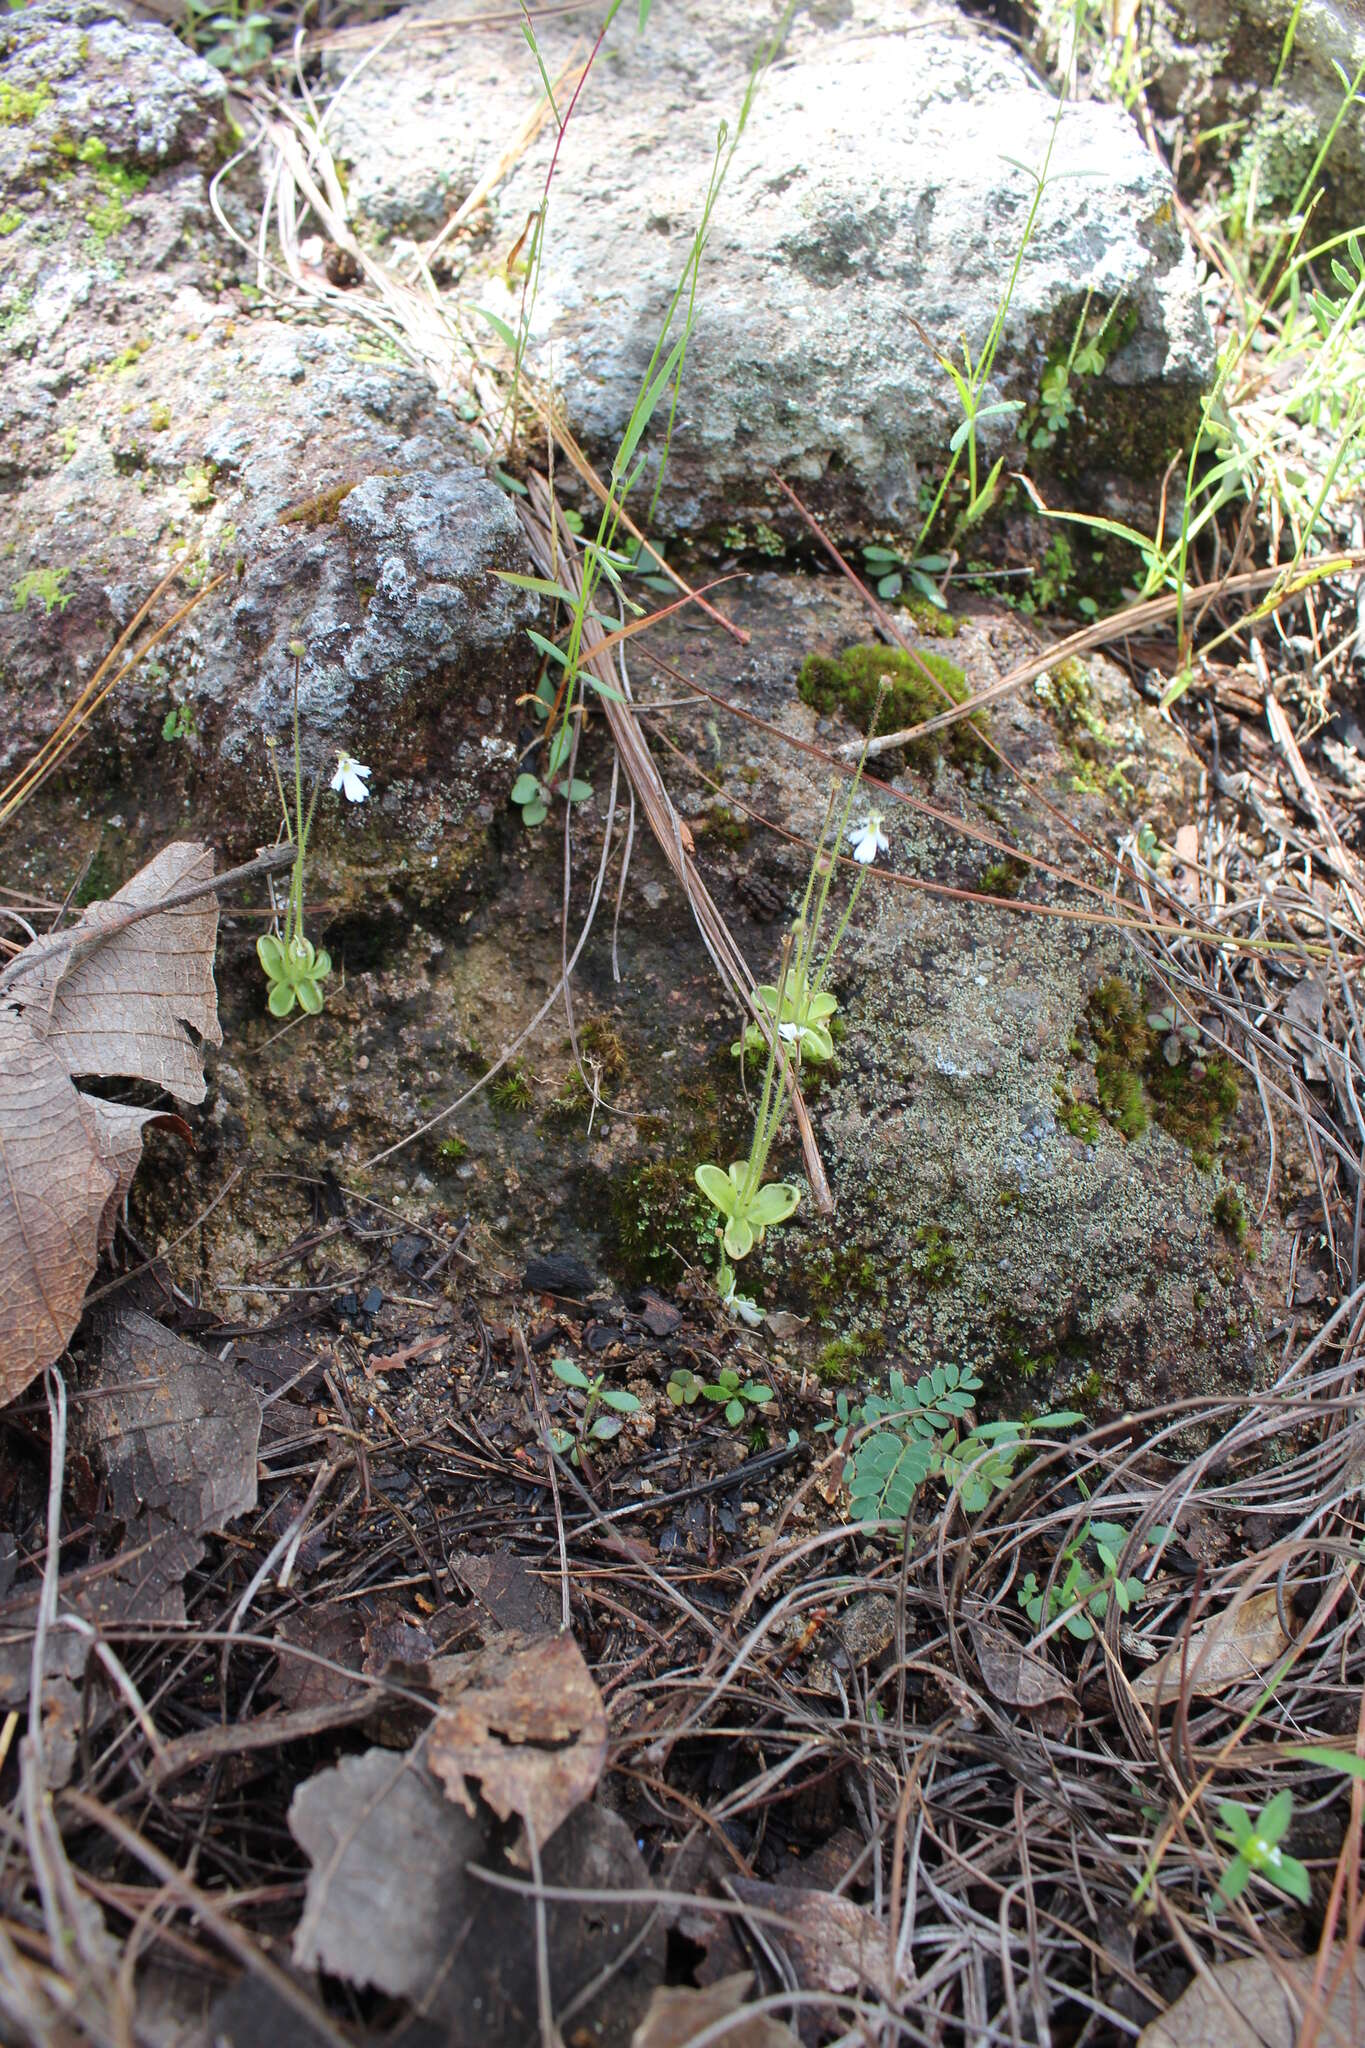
[0, 842, 220, 1400]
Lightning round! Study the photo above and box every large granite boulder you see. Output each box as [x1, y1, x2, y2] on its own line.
[325, 0, 1213, 535]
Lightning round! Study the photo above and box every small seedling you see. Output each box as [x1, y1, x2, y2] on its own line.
[666, 1367, 703, 1406]
[1147, 1004, 1201, 1067]
[161, 702, 197, 743]
[548, 1357, 640, 1464]
[1019, 1519, 1167, 1641]
[700, 1367, 774, 1428]
[256, 650, 369, 1019]
[511, 722, 592, 828]
[861, 543, 951, 612]
[1214, 1790, 1310, 1909]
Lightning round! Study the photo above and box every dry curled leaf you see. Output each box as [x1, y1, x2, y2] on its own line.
[0, 842, 219, 1402]
[632, 1974, 801, 2048]
[290, 1745, 661, 2041]
[427, 1628, 606, 1854]
[80, 1308, 260, 1537]
[728, 1882, 900, 2002]
[969, 1616, 1076, 1712]
[8, 842, 221, 1101]
[1132, 1589, 1292, 1708]
[1138, 1946, 1365, 2048]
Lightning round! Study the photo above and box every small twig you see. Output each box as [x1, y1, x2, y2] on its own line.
[0, 846, 297, 997]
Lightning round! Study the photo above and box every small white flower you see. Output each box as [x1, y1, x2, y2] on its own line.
[331, 751, 371, 803]
[849, 810, 888, 865]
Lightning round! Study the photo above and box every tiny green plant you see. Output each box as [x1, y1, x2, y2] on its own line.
[666, 1366, 703, 1406]
[13, 567, 70, 616]
[256, 651, 370, 1019]
[860, 543, 951, 613]
[182, 0, 272, 72]
[1019, 1518, 1167, 1641]
[1147, 1003, 1200, 1067]
[822, 1369, 1079, 1523]
[1213, 1790, 1310, 1909]
[821, 1365, 974, 1521]
[510, 718, 592, 828]
[700, 1367, 774, 1428]
[549, 1356, 640, 1464]
[732, 691, 889, 1074]
[697, 934, 803, 1261]
[1028, 289, 1126, 454]
[161, 702, 196, 743]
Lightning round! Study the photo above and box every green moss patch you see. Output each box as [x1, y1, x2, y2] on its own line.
[1086, 977, 1154, 1140]
[609, 1159, 716, 1287]
[797, 643, 985, 770]
[1081, 976, 1240, 1166]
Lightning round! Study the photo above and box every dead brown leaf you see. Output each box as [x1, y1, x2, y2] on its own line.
[290, 1744, 662, 2042]
[1132, 1589, 1292, 1708]
[427, 1628, 606, 1853]
[632, 1975, 801, 2048]
[10, 842, 221, 1101]
[0, 843, 220, 1403]
[0, 1010, 116, 1397]
[1138, 1947, 1365, 2048]
[728, 1882, 899, 2002]
[969, 1617, 1076, 1712]
[80, 1308, 260, 1537]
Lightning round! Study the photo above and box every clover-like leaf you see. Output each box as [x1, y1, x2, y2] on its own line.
[511, 773, 543, 806]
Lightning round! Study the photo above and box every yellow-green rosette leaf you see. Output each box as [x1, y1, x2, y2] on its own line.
[749, 1181, 800, 1228]
[695, 1163, 738, 1216]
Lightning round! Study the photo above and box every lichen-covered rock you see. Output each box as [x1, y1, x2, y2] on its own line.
[1146, 0, 1365, 237]
[326, 0, 1213, 533]
[0, 0, 539, 875]
[0, 0, 225, 179]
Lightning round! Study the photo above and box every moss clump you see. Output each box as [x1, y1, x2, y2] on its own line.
[0, 80, 52, 124]
[1053, 1084, 1100, 1145]
[904, 596, 958, 638]
[797, 643, 985, 771]
[1148, 1053, 1238, 1171]
[1213, 1183, 1248, 1245]
[436, 1134, 468, 1164]
[13, 566, 71, 615]
[814, 1331, 870, 1383]
[279, 479, 361, 528]
[544, 1072, 592, 1123]
[1085, 977, 1154, 1140]
[1082, 977, 1239, 1166]
[579, 1017, 628, 1084]
[609, 1160, 715, 1287]
[489, 1061, 534, 1111]
[705, 803, 750, 848]
[913, 1223, 959, 1287]
[799, 1242, 881, 1309]
[978, 854, 1028, 898]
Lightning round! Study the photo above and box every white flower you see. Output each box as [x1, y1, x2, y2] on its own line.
[718, 1263, 766, 1328]
[849, 810, 888, 865]
[331, 751, 371, 803]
